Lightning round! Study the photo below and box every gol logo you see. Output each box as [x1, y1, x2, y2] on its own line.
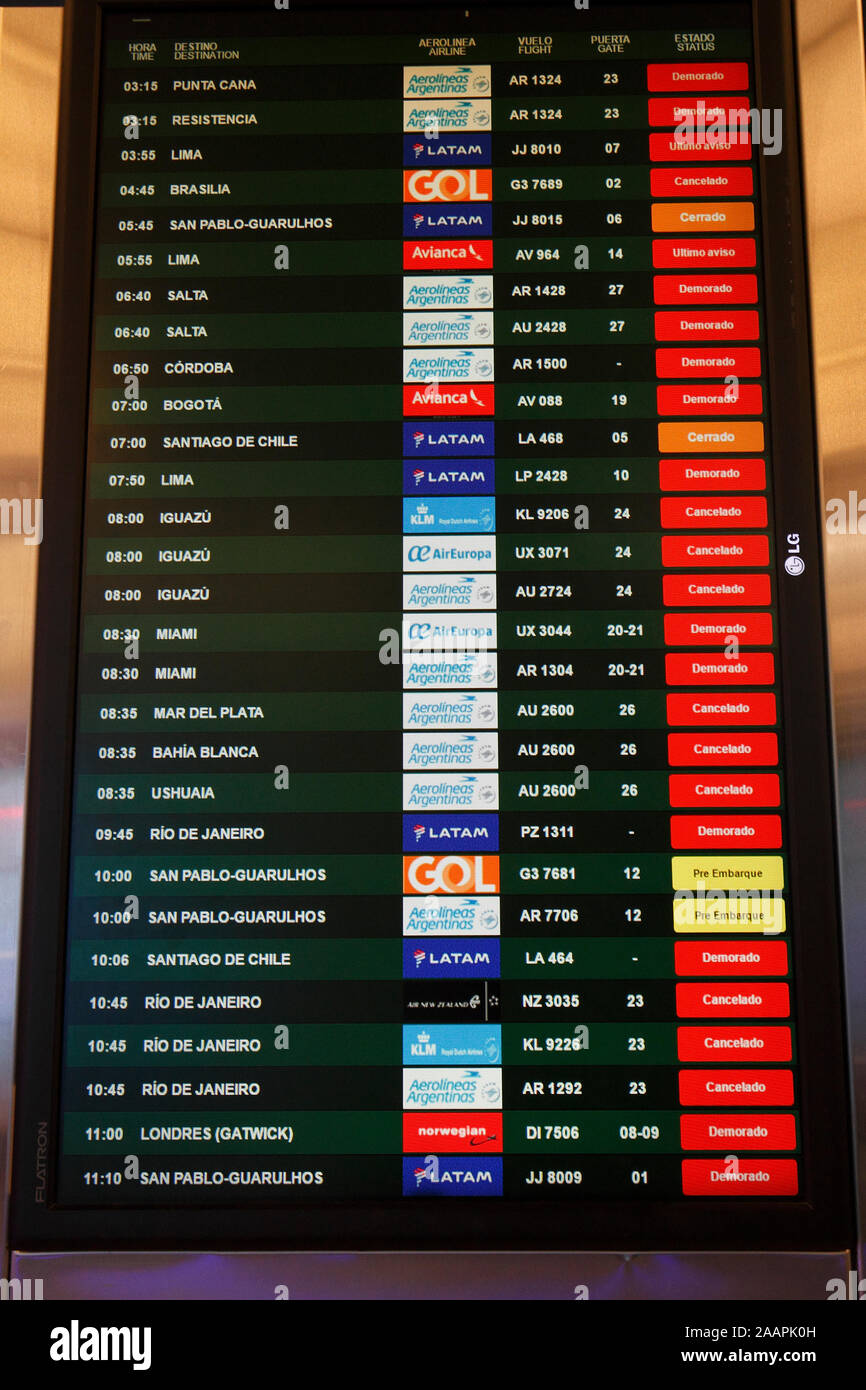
[403, 854, 500, 894]
[404, 169, 492, 203]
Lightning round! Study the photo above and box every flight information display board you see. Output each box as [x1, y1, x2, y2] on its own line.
[11, 0, 855, 1251]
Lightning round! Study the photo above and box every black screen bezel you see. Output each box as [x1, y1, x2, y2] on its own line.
[8, 0, 857, 1252]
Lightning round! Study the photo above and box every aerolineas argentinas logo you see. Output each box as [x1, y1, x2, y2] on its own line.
[403, 66, 492, 98]
[403, 773, 499, 810]
[403, 574, 496, 609]
[402, 1068, 502, 1109]
[402, 693, 498, 729]
[402, 651, 498, 690]
[403, 731, 498, 770]
[403, 348, 494, 383]
[403, 311, 493, 346]
[402, 894, 500, 936]
[402, 276, 493, 311]
[403, 100, 491, 132]
[403, 853, 500, 895]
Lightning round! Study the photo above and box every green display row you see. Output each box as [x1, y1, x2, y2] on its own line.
[65, 1022, 683, 1067]
[97, 239, 659, 282]
[85, 610, 667, 651]
[93, 381, 658, 422]
[87, 534, 662, 572]
[88, 458, 661, 499]
[74, 852, 695, 895]
[80, 690, 669, 732]
[66, 1107, 775, 1155]
[70, 936, 673, 980]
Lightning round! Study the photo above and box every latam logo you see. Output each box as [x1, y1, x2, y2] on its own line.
[403, 853, 500, 895]
[404, 169, 493, 203]
[403, 940, 501, 978]
[403, 241, 493, 271]
[403, 383, 495, 415]
[402, 1112, 503, 1152]
[403, 421, 495, 455]
[403, 814, 499, 852]
[402, 461, 494, 495]
[403, 1155, 503, 1195]
[405, 207, 493, 239]
[403, 134, 492, 166]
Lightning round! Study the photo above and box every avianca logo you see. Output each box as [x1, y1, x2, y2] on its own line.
[404, 168, 493, 203]
[403, 853, 500, 894]
[403, 241, 493, 270]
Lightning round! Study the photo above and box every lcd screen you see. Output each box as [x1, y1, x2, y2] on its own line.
[10, 0, 855, 1251]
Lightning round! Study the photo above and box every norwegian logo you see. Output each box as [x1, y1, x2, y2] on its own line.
[401, 1112, 503, 1153]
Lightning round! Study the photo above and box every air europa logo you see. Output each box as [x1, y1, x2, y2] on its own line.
[404, 168, 493, 203]
[404, 853, 501, 895]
